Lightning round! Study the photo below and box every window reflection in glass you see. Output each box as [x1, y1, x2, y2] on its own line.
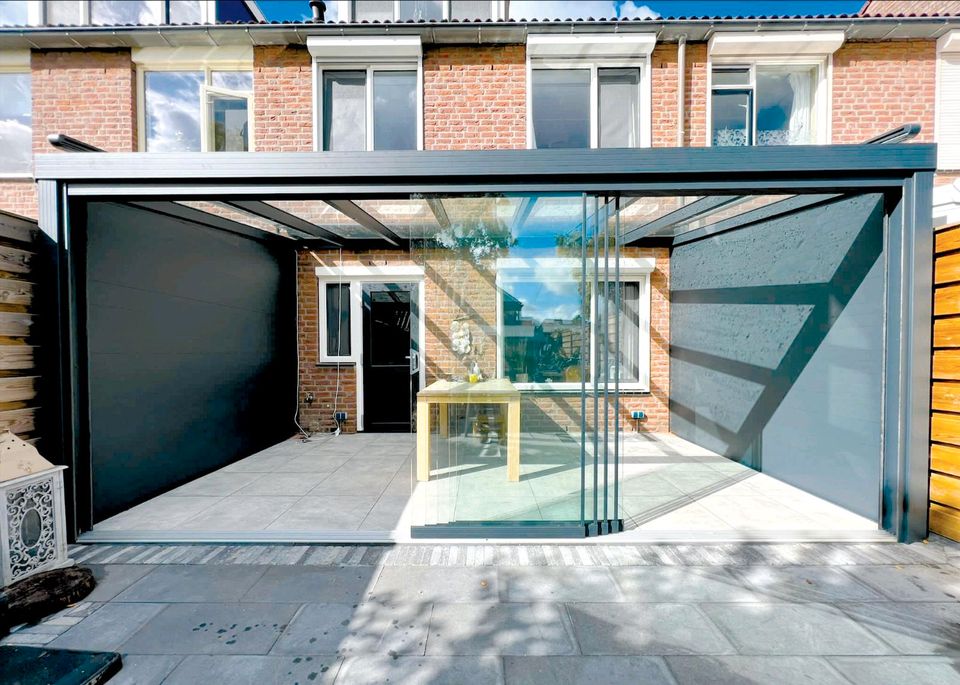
[323, 71, 366, 151]
[169, 0, 202, 23]
[0, 72, 31, 174]
[531, 69, 590, 149]
[209, 93, 248, 151]
[597, 282, 640, 383]
[711, 90, 751, 146]
[398, 0, 442, 20]
[756, 65, 816, 145]
[598, 68, 640, 148]
[353, 0, 393, 21]
[212, 71, 253, 92]
[0, 1, 29, 26]
[373, 71, 416, 150]
[450, 0, 491, 19]
[145, 71, 203, 151]
[325, 283, 351, 356]
[91, 0, 161, 25]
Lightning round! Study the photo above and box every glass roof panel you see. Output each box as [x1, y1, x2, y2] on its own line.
[354, 198, 441, 239]
[263, 200, 381, 239]
[618, 196, 701, 233]
[679, 195, 794, 232]
[177, 201, 293, 237]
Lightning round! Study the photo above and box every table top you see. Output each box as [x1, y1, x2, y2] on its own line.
[417, 378, 521, 400]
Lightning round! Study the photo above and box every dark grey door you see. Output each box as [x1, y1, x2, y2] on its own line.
[362, 283, 418, 432]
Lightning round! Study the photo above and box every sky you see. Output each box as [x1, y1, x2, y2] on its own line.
[256, 0, 866, 22]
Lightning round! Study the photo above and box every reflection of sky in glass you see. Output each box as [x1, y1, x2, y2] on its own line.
[91, 0, 162, 25]
[169, 0, 202, 23]
[0, 73, 31, 174]
[145, 71, 203, 152]
[212, 71, 253, 92]
[0, 1, 28, 25]
[373, 71, 416, 150]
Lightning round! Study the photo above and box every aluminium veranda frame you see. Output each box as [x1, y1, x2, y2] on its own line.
[34, 144, 935, 542]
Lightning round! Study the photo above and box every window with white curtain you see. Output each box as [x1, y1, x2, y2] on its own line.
[711, 63, 819, 147]
[351, 0, 496, 20]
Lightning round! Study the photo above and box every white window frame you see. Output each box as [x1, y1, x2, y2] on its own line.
[706, 56, 830, 147]
[936, 30, 960, 171]
[315, 64, 423, 152]
[0, 50, 32, 180]
[133, 47, 254, 153]
[343, 1, 504, 21]
[315, 264, 427, 432]
[41, 0, 215, 25]
[495, 257, 653, 393]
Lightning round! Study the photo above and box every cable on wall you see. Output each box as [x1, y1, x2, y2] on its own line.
[294, 249, 312, 442]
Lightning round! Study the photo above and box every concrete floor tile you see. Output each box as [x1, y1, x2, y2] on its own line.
[49, 603, 167, 652]
[167, 472, 261, 497]
[568, 603, 733, 656]
[499, 567, 623, 602]
[829, 656, 960, 684]
[612, 567, 758, 603]
[309, 469, 396, 497]
[162, 655, 340, 685]
[635, 502, 734, 532]
[279, 455, 354, 473]
[503, 656, 674, 685]
[114, 565, 267, 603]
[94, 497, 222, 531]
[266, 496, 377, 530]
[842, 564, 960, 602]
[338, 656, 503, 685]
[176, 496, 299, 531]
[236, 472, 332, 496]
[734, 566, 885, 602]
[665, 656, 849, 685]
[85, 564, 156, 602]
[243, 566, 379, 604]
[426, 603, 576, 656]
[109, 655, 184, 685]
[700, 603, 892, 655]
[272, 602, 431, 656]
[358, 496, 413, 531]
[221, 453, 296, 473]
[120, 602, 300, 655]
[371, 567, 498, 604]
[839, 602, 960, 654]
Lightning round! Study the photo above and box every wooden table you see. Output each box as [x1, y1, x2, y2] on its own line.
[416, 379, 521, 482]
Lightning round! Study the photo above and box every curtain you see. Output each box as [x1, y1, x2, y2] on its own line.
[788, 70, 813, 144]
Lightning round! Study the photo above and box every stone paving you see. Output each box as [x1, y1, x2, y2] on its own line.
[5, 539, 960, 683]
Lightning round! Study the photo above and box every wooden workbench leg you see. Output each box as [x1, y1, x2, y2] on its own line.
[507, 399, 521, 482]
[417, 400, 431, 481]
[439, 402, 448, 438]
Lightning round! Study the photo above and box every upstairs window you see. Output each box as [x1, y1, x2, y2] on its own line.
[0, 69, 31, 176]
[711, 64, 819, 146]
[35, 1, 213, 26]
[351, 0, 496, 21]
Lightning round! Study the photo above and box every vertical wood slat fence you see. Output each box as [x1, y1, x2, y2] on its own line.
[932, 221, 960, 539]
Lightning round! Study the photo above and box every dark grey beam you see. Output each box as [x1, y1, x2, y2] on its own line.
[131, 201, 293, 244]
[425, 198, 450, 229]
[620, 195, 741, 243]
[325, 200, 403, 247]
[224, 200, 342, 245]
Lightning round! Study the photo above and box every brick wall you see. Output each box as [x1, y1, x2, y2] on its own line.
[831, 40, 937, 144]
[651, 45, 678, 147]
[685, 43, 709, 147]
[0, 181, 38, 220]
[423, 45, 526, 150]
[254, 45, 313, 152]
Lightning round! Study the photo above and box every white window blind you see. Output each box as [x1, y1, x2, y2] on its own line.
[939, 53, 960, 170]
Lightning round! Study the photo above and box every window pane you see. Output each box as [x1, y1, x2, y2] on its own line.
[44, 0, 82, 24]
[531, 69, 590, 149]
[326, 284, 351, 356]
[169, 0, 202, 23]
[91, 0, 161, 24]
[756, 65, 817, 145]
[711, 90, 751, 146]
[208, 94, 248, 151]
[323, 71, 366, 151]
[145, 71, 203, 152]
[450, 0, 491, 19]
[373, 70, 416, 150]
[398, 0, 442, 20]
[598, 282, 640, 383]
[0, 1, 29, 25]
[211, 71, 253, 92]
[598, 68, 640, 149]
[712, 67, 750, 87]
[0, 72, 31, 174]
[353, 0, 393, 20]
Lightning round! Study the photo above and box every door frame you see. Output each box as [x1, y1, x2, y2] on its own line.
[315, 264, 426, 431]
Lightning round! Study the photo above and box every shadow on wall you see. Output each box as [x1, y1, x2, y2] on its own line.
[669, 194, 886, 519]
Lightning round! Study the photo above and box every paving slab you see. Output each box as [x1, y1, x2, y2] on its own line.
[162, 654, 340, 685]
[503, 656, 674, 685]
[242, 566, 380, 603]
[829, 656, 960, 684]
[335, 655, 503, 684]
[48, 603, 166, 652]
[498, 567, 623, 603]
[665, 655, 849, 685]
[113, 564, 267, 603]
[119, 602, 300, 655]
[84, 565, 156, 602]
[700, 603, 892, 656]
[567, 603, 734, 656]
[370, 567, 498, 604]
[611, 566, 758, 603]
[842, 564, 960, 602]
[108, 655, 184, 685]
[426, 603, 576, 656]
[839, 601, 960, 654]
[733, 566, 884, 602]
[271, 602, 431, 657]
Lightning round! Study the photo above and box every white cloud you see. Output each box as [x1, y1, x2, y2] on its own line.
[616, 1, 659, 19]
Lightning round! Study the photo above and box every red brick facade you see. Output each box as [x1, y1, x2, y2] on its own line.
[253, 45, 313, 152]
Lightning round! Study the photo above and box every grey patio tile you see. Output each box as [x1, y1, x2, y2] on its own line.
[308, 469, 396, 497]
[272, 602, 431, 656]
[568, 603, 733, 656]
[94, 496, 222, 531]
[700, 603, 892, 656]
[85, 564, 156, 601]
[109, 655, 184, 685]
[371, 567, 498, 604]
[734, 566, 885, 602]
[48, 603, 167, 652]
[829, 656, 960, 684]
[222, 453, 296, 473]
[611, 566, 758, 603]
[167, 472, 262, 497]
[839, 601, 960, 654]
[665, 656, 849, 685]
[842, 564, 960, 602]
[114, 564, 267, 603]
[499, 567, 623, 602]
[358, 496, 412, 531]
[503, 656, 674, 685]
[163, 655, 340, 685]
[237, 472, 332, 496]
[267, 496, 377, 531]
[176, 496, 299, 530]
[242, 566, 380, 603]
[277, 454, 353, 473]
[337, 656, 503, 685]
[120, 602, 300, 655]
[426, 603, 576, 656]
